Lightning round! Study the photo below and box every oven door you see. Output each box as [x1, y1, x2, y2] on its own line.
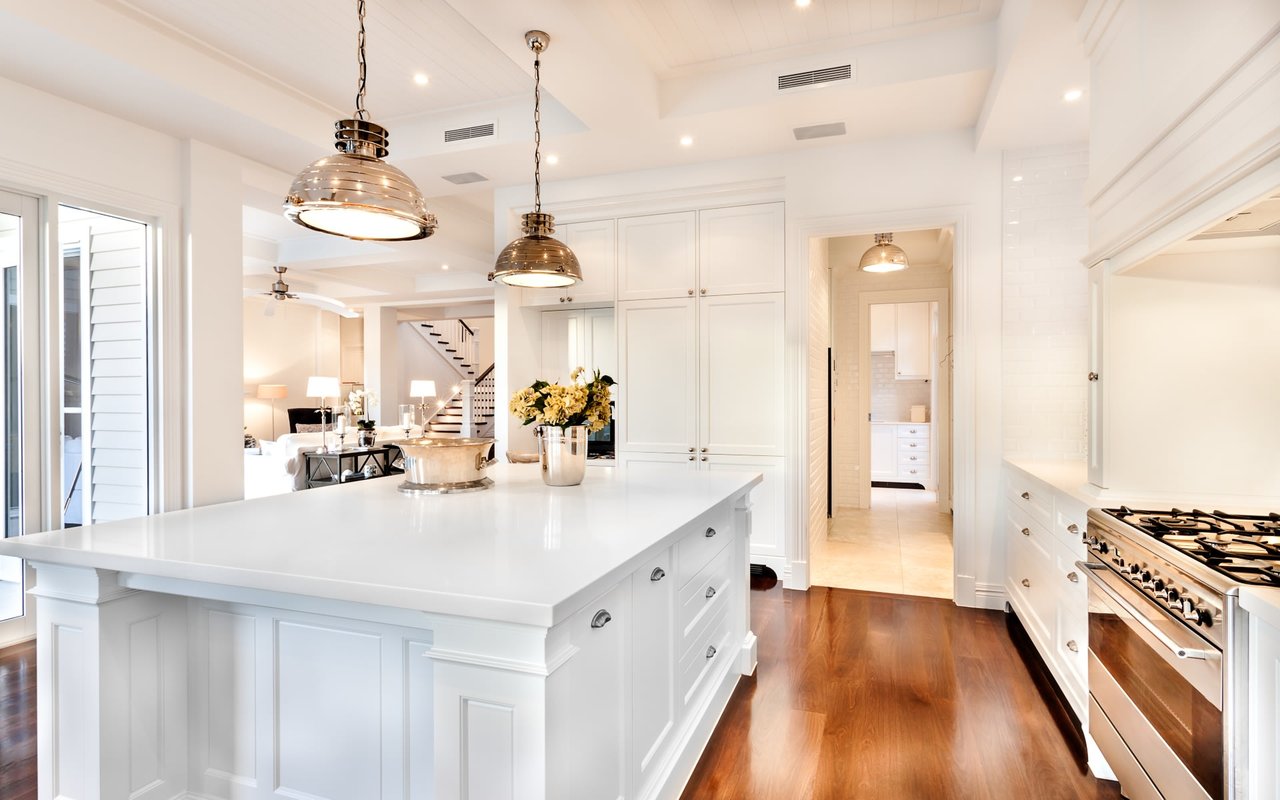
[1079, 561, 1225, 800]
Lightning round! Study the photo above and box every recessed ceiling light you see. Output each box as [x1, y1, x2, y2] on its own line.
[795, 0, 812, 7]
[546, 154, 560, 165]
[1063, 88, 1083, 103]
[413, 73, 430, 86]
[1012, 175, 1023, 182]
[441, 263, 449, 270]
[679, 135, 694, 147]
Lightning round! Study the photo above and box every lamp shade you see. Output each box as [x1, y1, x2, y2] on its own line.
[409, 380, 437, 398]
[257, 384, 288, 400]
[859, 232, 909, 273]
[305, 376, 341, 399]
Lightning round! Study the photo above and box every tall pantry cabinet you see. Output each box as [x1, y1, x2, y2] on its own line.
[615, 202, 787, 573]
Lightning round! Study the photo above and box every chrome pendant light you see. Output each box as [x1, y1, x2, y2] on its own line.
[490, 31, 581, 288]
[859, 232, 909, 273]
[284, 0, 437, 241]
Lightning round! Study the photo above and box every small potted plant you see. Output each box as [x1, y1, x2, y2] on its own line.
[510, 367, 614, 486]
[347, 388, 379, 447]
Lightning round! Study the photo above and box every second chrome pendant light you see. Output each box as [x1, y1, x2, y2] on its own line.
[283, 0, 437, 242]
[490, 31, 582, 288]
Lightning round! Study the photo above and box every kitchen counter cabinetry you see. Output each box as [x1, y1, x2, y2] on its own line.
[1241, 588, 1280, 800]
[870, 423, 931, 487]
[523, 218, 617, 307]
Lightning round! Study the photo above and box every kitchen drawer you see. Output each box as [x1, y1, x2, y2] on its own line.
[1007, 512, 1054, 645]
[897, 438, 929, 455]
[678, 602, 731, 709]
[898, 464, 929, 482]
[898, 452, 929, 468]
[896, 424, 929, 439]
[675, 507, 732, 588]
[1054, 497, 1089, 554]
[679, 543, 733, 645]
[1005, 474, 1053, 532]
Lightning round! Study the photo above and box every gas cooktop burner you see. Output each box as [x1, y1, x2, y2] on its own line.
[1103, 506, 1280, 586]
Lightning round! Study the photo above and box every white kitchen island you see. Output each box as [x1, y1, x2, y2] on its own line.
[0, 463, 761, 800]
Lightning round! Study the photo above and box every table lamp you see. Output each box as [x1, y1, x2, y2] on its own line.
[305, 376, 341, 452]
[409, 380, 436, 428]
[256, 384, 288, 440]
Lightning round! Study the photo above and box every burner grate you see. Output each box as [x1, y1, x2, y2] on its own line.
[1103, 506, 1280, 586]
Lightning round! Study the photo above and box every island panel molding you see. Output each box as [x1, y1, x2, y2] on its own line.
[4, 465, 760, 800]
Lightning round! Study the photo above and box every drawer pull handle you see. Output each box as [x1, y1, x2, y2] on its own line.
[700, 456, 708, 462]
[910, 456, 918, 461]
[1021, 527, 1030, 537]
[908, 429, 917, 433]
[1066, 640, 1079, 653]
[1067, 571, 1079, 583]
[1021, 578, 1031, 588]
[700, 288, 707, 295]
[688, 288, 695, 296]
[705, 527, 717, 538]
[705, 586, 717, 599]
[688, 447, 695, 453]
[1067, 523, 1080, 535]
[688, 455, 695, 461]
[705, 645, 717, 660]
[650, 567, 666, 582]
[908, 442, 918, 448]
[1088, 372, 1099, 382]
[1020, 492, 1031, 500]
[590, 610, 612, 629]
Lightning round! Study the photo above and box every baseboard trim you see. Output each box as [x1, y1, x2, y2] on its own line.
[783, 559, 809, 590]
[973, 581, 1007, 611]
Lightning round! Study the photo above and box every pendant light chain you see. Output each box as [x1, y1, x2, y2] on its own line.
[532, 48, 543, 213]
[355, 0, 369, 121]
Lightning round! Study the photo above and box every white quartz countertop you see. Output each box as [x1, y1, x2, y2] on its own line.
[0, 463, 760, 628]
[1241, 588, 1280, 629]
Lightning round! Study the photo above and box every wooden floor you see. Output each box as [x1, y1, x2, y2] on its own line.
[681, 582, 1122, 800]
[0, 586, 1119, 800]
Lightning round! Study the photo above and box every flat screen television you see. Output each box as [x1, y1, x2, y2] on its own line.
[587, 416, 615, 457]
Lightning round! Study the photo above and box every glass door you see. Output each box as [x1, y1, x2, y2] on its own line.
[0, 189, 38, 642]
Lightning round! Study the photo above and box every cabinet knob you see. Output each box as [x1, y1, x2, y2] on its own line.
[908, 442, 918, 448]
[909, 429, 917, 433]
[650, 567, 666, 582]
[688, 455, 695, 461]
[1067, 571, 1080, 583]
[910, 456, 918, 461]
[688, 289, 694, 296]
[1088, 372, 1099, 382]
[559, 297, 566, 303]
[566, 296, 573, 302]
[1067, 523, 1080, 535]
[1020, 491, 1031, 500]
[590, 609, 612, 629]
[705, 527, 717, 538]
[705, 645, 717, 660]
[705, 586, 717, 599]
[689, 447, 695, 453]
[700, 288, 707, 295]
[1021, 527, 1030, 537]
[700, 456, 708, 462]
[1066, 640, 1079, 653]
[1021, 578, 1031, 588]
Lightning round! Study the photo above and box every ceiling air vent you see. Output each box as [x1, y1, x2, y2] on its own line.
[778, 64, 853, 91]
[442, 172, 489, 185]
[444, 122, 496, 143]
[793, 122, 846, 141]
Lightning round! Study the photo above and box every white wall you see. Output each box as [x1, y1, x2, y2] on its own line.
[1001, 145, 1090, 461]
[242, 298, 341, 442]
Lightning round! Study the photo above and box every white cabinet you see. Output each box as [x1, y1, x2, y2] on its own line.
[869, 304, 896, 352]
[525, 218, 617, 306]
[540, 307, 616, 382]
[616, 299, 698, 454]
[703, 454, 785, 561]
[617, 212, 697, 301]
[697, 203, 785, 295]
[870, 424, 896, 479]
[1087, 262, 1107, 488]
[698, 294, 785, 457]
[894, 302, 931, 380]
[631, 549, 675, 796]
[1249, 609, 1280, 800]
[870, 423, 931, 487]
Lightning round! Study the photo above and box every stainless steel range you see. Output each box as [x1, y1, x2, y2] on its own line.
[1080, 506, 1271, 800]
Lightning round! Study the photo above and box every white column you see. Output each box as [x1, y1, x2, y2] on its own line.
[363, 305, 400, 425]
[461, 380, 476, 437]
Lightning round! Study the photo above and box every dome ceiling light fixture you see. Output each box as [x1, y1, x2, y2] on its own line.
[283, 0, 437, 242]
[859, 232, 909, 273]
[489, 30, 582, 289]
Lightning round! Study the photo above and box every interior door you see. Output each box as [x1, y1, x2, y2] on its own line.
[0, 189, 39, 644]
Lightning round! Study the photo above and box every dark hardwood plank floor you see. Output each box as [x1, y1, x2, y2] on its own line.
[0, 587, 1118, 800]
[0, 640, 35, 800]
[682, 584, 1122, 800]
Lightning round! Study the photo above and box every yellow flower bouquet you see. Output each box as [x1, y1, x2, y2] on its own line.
[509, 367, 616, 432]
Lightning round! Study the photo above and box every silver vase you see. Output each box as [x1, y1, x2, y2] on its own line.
[537, 425, 588, 486]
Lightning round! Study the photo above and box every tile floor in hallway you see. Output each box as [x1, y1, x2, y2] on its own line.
[810, 487, 954, 599]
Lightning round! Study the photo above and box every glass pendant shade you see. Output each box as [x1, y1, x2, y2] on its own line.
[286, 119, 436, 241]
[859, 232, 909, 273]
[493, 212, 582, 288]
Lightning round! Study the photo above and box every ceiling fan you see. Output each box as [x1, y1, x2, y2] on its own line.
[245, 266, 359, 318]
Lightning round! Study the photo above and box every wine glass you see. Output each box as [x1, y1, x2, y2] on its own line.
[399, 403, 414, 440]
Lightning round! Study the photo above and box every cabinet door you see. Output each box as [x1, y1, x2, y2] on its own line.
[869, 303, 896, 352]
[584, 307, 617, 380]
[540, 309, 583, 383]
[1087, 263, 1107, 488]
[631, 550, 676, 795]
[698, 293, 785, 456]
[870, 425, 897, 480]
[617, 212, 696, 301]
[547, 583, 629, 800]
[703, 454, 785, 561]
[893, 301, 930, 380]
[615, 450, 698, 472]
[524, 218, 616, 306]
[697, 203, 784, 295]
[617, 299, 698, 453]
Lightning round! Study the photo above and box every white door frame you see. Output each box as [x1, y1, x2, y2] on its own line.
[856, 289, 951, 513]
[789, 205, 977, 607]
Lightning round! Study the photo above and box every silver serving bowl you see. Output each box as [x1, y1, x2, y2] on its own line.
[397, 436, 496, 494]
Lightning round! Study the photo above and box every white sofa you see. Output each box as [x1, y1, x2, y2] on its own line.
[244, 426, 423, 498]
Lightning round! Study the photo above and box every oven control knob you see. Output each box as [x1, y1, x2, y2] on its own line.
[1113, 556, 1126, 569]
[1145, 576, 1163, 591]
[1164, 587, 1180, 605]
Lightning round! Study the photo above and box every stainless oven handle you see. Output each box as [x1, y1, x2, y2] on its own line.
[1075, 561, 1211, 661]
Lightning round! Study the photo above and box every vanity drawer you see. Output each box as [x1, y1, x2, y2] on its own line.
[899, 452, 929, 467]
[675, 507, 732, 588]
[897, 438, 929, 455]
[679, 542, 732, 644]
[678, 602, 731, 709]
[897, 424, 929, 439]
[1005, 475, 1053, 532]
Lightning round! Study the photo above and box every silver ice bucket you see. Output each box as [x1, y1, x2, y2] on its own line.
[537, 425, 588, 487]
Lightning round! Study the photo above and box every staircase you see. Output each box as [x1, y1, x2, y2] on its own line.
[424, 366, 496, 437]
[416, 320, 479, 379]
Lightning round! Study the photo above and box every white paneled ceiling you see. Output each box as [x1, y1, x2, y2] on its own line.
[113, 0, 529, 118]
[611, 0, 1002, 72]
